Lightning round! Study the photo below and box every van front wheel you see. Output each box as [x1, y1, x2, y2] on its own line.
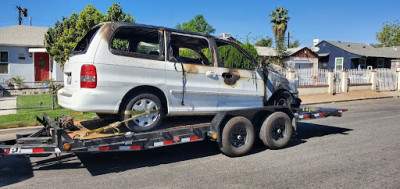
[121, 93, 164, 132]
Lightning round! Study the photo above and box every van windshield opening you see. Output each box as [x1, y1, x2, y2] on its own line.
[72, 25, 102, 54]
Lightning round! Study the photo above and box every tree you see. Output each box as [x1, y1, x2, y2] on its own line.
[45, 3, 135, 68]
[218, 39, 259, 69]
[269, 7, 290, 67]
[288, 39, 300, 48]
[176, 14, 216, 34]
[105, 2, 135, 22]
[376, 20, 400, 47]
[255, 37, 273, 47]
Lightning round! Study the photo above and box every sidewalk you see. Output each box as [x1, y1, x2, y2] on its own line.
[300, 90, 400, 105]
[0, 96, 17, 116]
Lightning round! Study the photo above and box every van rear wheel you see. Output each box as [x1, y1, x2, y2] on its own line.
[121, 93, 164, 132]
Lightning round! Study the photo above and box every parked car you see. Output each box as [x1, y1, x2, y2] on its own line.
[58, 22, 300, 132]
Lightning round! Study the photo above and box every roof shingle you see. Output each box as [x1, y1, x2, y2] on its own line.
[325, 41, 400, 58]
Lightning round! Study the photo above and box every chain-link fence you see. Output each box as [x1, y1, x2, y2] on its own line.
[0, 81, 63, 115]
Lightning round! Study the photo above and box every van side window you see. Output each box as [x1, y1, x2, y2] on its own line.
[169, 34, 213, 66]
[111, 27, 164, 60]
[216, 40, 255, 69]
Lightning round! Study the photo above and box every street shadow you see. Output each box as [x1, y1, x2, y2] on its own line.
[31, 140, 221, 176]
[0, 156, 33, 187]
[0, 121, 352, 179]
[248, 122, 352, 153]
[286, 122, 352, 148]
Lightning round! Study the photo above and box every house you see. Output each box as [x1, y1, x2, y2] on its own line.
[0, 25, 63, 85]
[315, 40, 400, 71]
[255, 46, 319, 72]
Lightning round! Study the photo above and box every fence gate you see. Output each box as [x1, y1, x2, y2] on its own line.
[376, 68, 398, 91]
[334, 71, 342, 94]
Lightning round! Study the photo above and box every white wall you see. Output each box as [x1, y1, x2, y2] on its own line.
[0, 46, 34, 84]
[51, 59, 64, 82]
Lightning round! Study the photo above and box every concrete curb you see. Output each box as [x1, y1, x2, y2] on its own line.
[303, 96, 394, 105]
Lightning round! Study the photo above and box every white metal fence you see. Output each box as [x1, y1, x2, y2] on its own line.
[348, 69, 371, 84]
[376, 68, 398, 91]
[334, 71, 342, 94]
[295, 68, 329, 86]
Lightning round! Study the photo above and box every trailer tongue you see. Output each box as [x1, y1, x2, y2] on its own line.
[0, 106, 347, 159]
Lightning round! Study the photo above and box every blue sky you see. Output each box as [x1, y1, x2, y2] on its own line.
[1, 0, 399, 46]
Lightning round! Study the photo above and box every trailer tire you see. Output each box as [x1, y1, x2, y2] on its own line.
[122, 93, 164, 132]
[220, 116, 255, 157]
[259, 112, 293, 150]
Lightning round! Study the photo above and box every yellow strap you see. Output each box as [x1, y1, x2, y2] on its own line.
[84, 109, 160, 137]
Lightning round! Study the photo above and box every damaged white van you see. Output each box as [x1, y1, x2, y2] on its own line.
[58, 22, 300, 132]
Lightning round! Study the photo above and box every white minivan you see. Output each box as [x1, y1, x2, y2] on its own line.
[58, 22, 300, 132]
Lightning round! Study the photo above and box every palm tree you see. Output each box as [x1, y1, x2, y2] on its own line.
[270, 7, 290, 66]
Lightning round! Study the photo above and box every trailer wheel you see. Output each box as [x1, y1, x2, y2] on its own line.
[220, 116, 255, 157]
[122, 93, 164, 132]
[259, 112, 293, 150]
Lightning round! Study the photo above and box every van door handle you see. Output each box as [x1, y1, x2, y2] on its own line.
[222, 72, 233, 79]
[206, 71, 217, 78]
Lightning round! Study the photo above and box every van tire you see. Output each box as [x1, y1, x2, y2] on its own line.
[259, 112, 293, 150]
[220, 116, 255, 157]
[121, 93, 164, 132]
[270, 91, 293, 107]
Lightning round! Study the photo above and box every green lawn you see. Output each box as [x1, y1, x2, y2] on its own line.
[0, 94, 95, 129]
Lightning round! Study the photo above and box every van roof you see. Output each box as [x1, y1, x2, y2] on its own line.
[102, 22, 222, 40]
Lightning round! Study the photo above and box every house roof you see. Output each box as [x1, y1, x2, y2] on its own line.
[0, 25, 48, 47]
[323, 41, 400, 58]
[255, 46, 276, 56]
[255, 46, 314, 57]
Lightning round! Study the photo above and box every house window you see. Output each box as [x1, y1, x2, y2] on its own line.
[377, 58, 384, 68]
[335, 57, 344, 72]
[0, 51, 9, 74]
[360, 57, 366, 69]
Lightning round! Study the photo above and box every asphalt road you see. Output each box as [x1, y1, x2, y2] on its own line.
[1, 98, 399, 188]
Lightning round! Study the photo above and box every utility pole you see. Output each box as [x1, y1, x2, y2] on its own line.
[287, 31, 290, 48]
[16, 6, 28, 25]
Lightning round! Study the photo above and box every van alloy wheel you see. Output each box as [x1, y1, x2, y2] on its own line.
[131, 99, 160, 127]
[122, 93, 164, 132]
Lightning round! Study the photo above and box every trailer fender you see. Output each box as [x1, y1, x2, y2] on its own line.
[209, 111, 228, 146]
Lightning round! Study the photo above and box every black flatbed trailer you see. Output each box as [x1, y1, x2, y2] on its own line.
[0, 106, 346, 158]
